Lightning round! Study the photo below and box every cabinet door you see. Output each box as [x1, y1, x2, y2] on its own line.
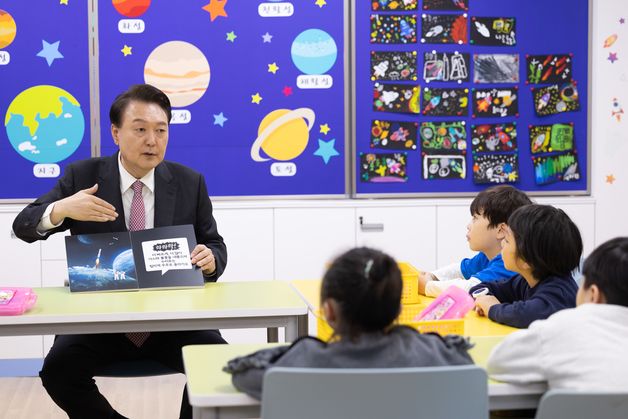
[0, 212, 43, 359]
[274, 208, 356, 281]
[212, 209, 275, 343]
[356, 206, 437, 272]
[213, 209, 274, 282]
[436, 204, 475, 269]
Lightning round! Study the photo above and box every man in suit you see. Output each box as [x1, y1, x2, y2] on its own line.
[12, 84, 227, 419]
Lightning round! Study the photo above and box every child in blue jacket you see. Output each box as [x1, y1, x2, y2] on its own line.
[471, 204, 582, 328]
[419, 185, 532, 297]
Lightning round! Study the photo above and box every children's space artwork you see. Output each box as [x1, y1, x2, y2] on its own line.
[423, 0, 469, 11]
[473, 54, 520, 84]
[373, 83, 421, 114]
[526, 54, 573, 84]
[421, 14, 468, 44]
[370, 14, 417, 44]
[532, 82, 580, 116]
[420, 121, 467, 153]
[533, 153, 580, 184]
[422, 87, 469, 116]
[371, 51, 418, 81]
[471, 123, 517, 153]
[472, 154, 519, 184]
[423, 155, 466, 179]
[472, 87, 518, 118]
[470, 17, 516, 46]
[371, 120, 418, 150]
[354, 0, 589, 196]
[529, 123, 574, 154]
[423, 51, 470, 83]
[372, 0, 418, 11]
[360, 153, 408, 182]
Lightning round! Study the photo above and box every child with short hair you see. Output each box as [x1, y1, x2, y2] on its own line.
[470, 204, 582, 328]
[224, 247, 473, 400]
[487, 237, 628, 390]
[419, 185, 532, 297]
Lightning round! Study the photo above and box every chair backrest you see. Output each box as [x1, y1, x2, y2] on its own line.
[93, 359, 178, 378]
[535, 389, 628, 419]
[261, 365, 488, 419]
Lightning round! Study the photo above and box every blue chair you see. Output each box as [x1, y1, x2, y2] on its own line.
[261, 365, 488, 419]
[535, 389, 628, 419]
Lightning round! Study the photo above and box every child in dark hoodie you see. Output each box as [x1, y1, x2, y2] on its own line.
[224, 247, 473, 400]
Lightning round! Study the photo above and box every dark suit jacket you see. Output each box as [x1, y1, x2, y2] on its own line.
[13, 153, 227, 279]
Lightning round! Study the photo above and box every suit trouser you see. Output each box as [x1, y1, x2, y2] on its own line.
[40, 330, 226, 419]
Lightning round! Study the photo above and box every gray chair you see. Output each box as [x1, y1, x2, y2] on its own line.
[261, 365, 488, 419]
[535, 389, 628, 419]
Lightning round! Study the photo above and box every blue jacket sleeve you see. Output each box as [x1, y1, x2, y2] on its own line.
[460, 253, 488, 279]
[470, 277, 520, 303]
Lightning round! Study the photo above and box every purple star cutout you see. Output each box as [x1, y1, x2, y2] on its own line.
[620, 17, 625, 24]
[608, 52, 619, 63]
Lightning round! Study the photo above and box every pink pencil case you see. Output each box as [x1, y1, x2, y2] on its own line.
[415, 285, 475, 321]
[0, 287, 37, 315]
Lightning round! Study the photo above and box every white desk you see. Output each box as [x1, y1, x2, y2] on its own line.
[183, 337, 547, 419]
[0, 281, 309, 341]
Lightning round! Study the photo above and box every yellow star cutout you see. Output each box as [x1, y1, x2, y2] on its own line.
[121, 45, 132, 56]
[319, 123, 331, 135]
[315, 0, 327, 7]
[268, 62, 279, 74]
[60, 0, 69, 4]
[375, 165, 387, 177]
[606, 174, 616, 184]
[251, 93, 263, 104]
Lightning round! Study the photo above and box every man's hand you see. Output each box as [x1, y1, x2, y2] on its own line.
[474, 295, 500, 317]
[418, 271, 436, 295]
[191, 244, 216, 276]
[51, 184, 118, 225]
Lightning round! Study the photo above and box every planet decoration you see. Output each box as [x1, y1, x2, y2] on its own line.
[112, 0, 151, 18]
[250, 108, 315, 162]
[144, 41, 210, 108]
[0, 9, 17, 49]
[290, 29, 338, 75]
[5, 85, 85, 164]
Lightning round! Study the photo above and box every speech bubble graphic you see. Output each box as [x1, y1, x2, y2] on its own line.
[142, 237, 192, 275]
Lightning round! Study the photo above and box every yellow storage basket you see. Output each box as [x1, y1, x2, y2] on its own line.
[398, 262, 420, 304]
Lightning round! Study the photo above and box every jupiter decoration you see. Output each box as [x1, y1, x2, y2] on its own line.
[143, 41, 210, 108]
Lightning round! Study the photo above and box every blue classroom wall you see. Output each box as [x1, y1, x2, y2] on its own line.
[98, 1, 347, 197]
[0, 2, 92, 200]
[354, 0, 589, 196]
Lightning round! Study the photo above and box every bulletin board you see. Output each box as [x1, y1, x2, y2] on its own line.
[353, 0, 591, 197]
[98, 0, 348, 198]
[0, 1, 92, 200]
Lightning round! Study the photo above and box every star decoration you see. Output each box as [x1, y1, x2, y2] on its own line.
[314, 138, 339, 164]
[251, 93, 263, 104]
[37, 40, 64, 66]
[268, 62, 279, 74]
[262, 32, 273, 43]
[226, 31, 237, 42]
[202, 0, 228, 22]
[315, 0, 327, 7]
[60, 0, 69, 5]
[621, 18, 626, 24]
[319, 123, 331, 135]
[282, 86, 293, 96]
[606, 174, 616, 184]
[608, 52, 618, 63]
[121, 45, 133, 56]
[213, 112, 228, 127]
